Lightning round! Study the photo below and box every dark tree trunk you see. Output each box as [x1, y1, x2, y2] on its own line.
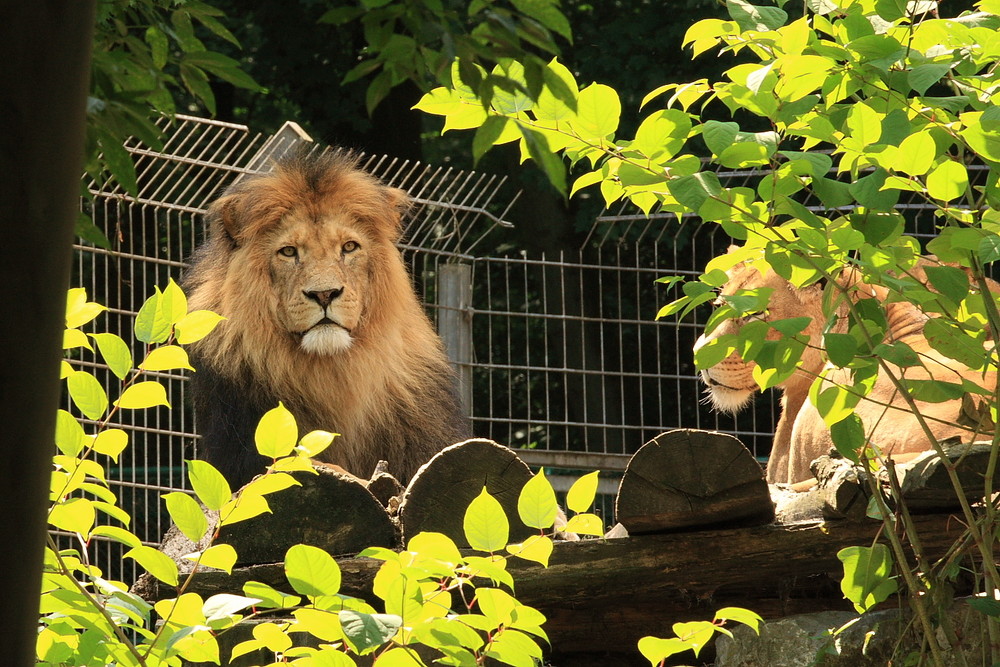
[0, 3, 96, 665]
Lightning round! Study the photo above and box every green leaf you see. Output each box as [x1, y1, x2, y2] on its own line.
[511, 0, 572, 40]
[98, 129, 139, 196]
[574, 83, 621, 139]
[849, 169, 899, 211]
[633, 109, 691, 161]
[668, 171, 724, 212]
[67, 371, 109, 420]
[298, 430, 336, 457]
[703, 120, 740, 156]
[638, 636, 693, 664]
[562, 512, 604, 536]
[464, 487, 510, 552]
[242, 581, 301, 609]
[518, 469, 559, 529]
[49, 497, 96, 537]
[219, 492, 271, 525]
[506, 534, 553, 566]
[823, 333, 857, 368]
[715, 607, 763, 633]
[140, 345, 194, 372]
[114, 381, 170, 410]
[838, 544, 898, 613]
[339, 610, 401, 653]
[923, 318, 986, 369]
[285, 544, 342, 597]
[202, 593, 260, 622]
[908, 63, 951, 96]
[892, 132, 936, 176]
[472, 115, 511, 163]
[126, 545, 179, 586]
[371, 648, 423, 666]
[135, 289, 172, 344]
[980, 234, 1000, 264]
[968, 597, 1000, 617]
[566, 470, 600, 513]
[923, 265, 970, 306]
[163, 491, 208, 542]
[191, 544, 238, 574]
[65, 288, 106, 328]
[54, 409, 85, 457]
[186, 459, 232, 511]
[829, 413, 864, 462]
[174, 309, 225, 345]
[255, 402, 298, 459]
[518, 125, 567, 194]
[960, 113, 1000, 161]
[89, 333, 133, 380]
[901, 378, 968, 403]
[727, 0, 788, 31]
[926, 160, 968, 202]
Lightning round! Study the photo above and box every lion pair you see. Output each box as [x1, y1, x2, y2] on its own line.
[185, 152, 994, 494]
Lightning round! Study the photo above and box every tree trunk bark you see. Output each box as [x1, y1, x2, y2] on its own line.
[0, 4, 96, 665]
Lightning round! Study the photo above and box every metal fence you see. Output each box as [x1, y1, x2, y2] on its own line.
[74, 114, 953, 584]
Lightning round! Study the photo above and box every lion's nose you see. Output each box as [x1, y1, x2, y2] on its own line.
[304, 287, 344, 307]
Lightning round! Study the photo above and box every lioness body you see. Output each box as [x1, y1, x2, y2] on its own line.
[695, 251, 996, 484]
[184, 152, 470, 486]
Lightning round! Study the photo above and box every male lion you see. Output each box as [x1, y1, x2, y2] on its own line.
[695, 247, 996, 485]
[184, 152, 471, 487]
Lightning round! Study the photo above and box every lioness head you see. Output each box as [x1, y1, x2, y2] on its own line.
[694, 251, 827, 412]
[198, 152, 408, 357]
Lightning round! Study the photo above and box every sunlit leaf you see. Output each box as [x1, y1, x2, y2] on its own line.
[566, 470, 600, 513]
[186, 459, 232, 511]
[140, 345, 194, 372]
[114, 381, 170, 410]
[126, 545, 179, 586]
[285, 544, 342, 597]
[464, 487, 509, 552]
[90, 333, 133, 379]
[67, 371, 109, 420]
[163, 491, 208, 542]
[518, 469, 558, 529]
[255, 402, 298, 458]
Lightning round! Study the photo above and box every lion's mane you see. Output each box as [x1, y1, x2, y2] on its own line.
[184, 152, 470, 486]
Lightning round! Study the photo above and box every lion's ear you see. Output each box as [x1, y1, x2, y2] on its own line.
[207, 194, 243, 247]
[383, 187, 410, 242]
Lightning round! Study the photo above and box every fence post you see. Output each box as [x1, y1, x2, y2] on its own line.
[437, 263, 473, 415]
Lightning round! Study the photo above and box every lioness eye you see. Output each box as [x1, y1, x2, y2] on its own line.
[343, 240, 360, 253]
[278, 246, 297, 258]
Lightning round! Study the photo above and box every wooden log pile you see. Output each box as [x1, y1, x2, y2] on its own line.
[133, 432, 998, 666]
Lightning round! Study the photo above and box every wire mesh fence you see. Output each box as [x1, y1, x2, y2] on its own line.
[69, 114, 955, 585]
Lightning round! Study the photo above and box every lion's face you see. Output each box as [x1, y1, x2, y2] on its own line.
[267, 209, 372, 355]
[694, 259, 826, 413]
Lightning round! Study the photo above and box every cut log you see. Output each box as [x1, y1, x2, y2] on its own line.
[773, 455, 870, 524]
[882, 443, 998, 512]
[398, 438, 536, 547]
[218, 466, 397, 564]
[615, 429, 773, 533]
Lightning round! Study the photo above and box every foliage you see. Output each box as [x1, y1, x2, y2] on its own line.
[43, 284, 610, 666]
[638, 607, 762, 667]
[319, 0, 572, 115]
[83, 0, 261, 247]
[414, 0, 1000, 664]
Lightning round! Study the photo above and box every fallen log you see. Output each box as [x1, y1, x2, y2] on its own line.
[615, 429, 774, 533]
[142, 512, 965, 664]
[883, 442, 999, 512]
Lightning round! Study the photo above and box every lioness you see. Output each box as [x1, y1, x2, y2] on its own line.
[695, 248, 996, 484]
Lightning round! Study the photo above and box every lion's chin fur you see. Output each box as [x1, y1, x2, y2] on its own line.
[703, 375, 755, 414]
[300, 325, 353, 355]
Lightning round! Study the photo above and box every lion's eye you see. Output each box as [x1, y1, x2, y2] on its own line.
[278, 246, 298, 258]
[342, 240, 360, 254]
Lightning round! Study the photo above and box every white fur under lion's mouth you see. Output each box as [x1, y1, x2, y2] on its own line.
[299, 321, 353, 354]
[701, 371, 756, 414]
